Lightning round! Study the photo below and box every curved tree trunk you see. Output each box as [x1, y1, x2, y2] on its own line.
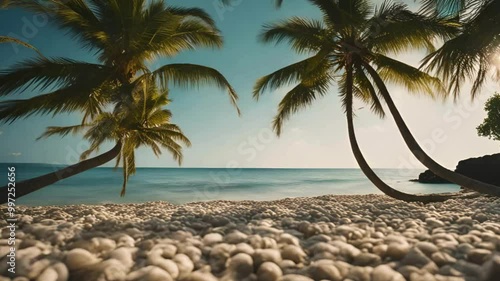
[362, 62, 500, 197]
[347, 105, 466, 202]
[1, 141, 122, 204]
[345, 64, 465, 203]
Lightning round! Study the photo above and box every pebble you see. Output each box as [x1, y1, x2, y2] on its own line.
[226, 253, 253, 278]
[280, 245, 306, 264]
[371, 265, 405, 281]
[257, 261, 283, 281]
[65, 248, 101, 270]
[467, 249, 492, 264]
[3, 194, 498, 281]
[253, 248, 282, 266]
[401, 248, 432, 268]
[308, 260, 342, 281]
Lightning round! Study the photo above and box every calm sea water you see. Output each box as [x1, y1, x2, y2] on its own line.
[2, 163, 461, 206]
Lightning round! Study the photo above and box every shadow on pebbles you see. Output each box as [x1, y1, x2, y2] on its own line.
[1, 194, 499, 281]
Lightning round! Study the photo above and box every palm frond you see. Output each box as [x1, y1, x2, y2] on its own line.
[253, 52, 330, 99]
[0, 82, 109, 123]
[0, 57, 110, 96]
[37, 124, 89, 140]
[153, 63, 240, 115]
[367, 6, 459, 54]
[373, 54, 445, 98]
[273, 73, 331, 136]
[0, 36, 46, 58]
[259, 17, 329, 53]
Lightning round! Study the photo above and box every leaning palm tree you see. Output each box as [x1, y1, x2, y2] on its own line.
[0, 79, 190, 203]
[254, 0, 500, 201]
[0, 0, 239, 199]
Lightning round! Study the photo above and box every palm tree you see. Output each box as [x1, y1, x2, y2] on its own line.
[0, 79, 190, 203]
[254, 0, 500, 201]
[420, 0, 500, 98]
[0, 0, 239, 201]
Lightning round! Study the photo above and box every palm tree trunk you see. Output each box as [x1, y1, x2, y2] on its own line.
[346, 104, 466, 202]
[345, 64, 465, 202]
[1, 141, 122, 204]
[362, 62, 500, 197]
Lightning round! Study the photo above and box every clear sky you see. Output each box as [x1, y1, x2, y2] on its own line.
[0, 0, 498, 169]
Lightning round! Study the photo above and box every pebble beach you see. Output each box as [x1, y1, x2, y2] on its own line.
[1, 194, 499, 281]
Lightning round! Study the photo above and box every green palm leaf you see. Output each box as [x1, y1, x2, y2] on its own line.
[0, 36, 46, 58]
[153, 63, 240, 115]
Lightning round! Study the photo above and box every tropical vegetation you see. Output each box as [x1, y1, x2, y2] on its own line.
[420, 0, 500, 98]
[477, 93, 500, 142]
[0, 0, 239, 202]
[253, 0, 500, 201]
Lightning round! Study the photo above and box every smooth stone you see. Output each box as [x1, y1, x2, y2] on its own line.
[346, 266, 372, 281]
[457, 217, 473, 226]
[480, 254, 500, 281]
[431, 252, 457, 266]
[22, 259, 51, 279]
[231, 243, 255, 256]
[426, 218, 445, 228]
[452, 260, 482, 277]
[415, 242, 439, 257]
[173, 254, 194, 279]
[308, 260, 342, 281]
[386, 243, 411, 260]
[257, 262, 283, 281]
[371, 265, 405, 281]
[467, 249, 492, 264]
[147, 251, 179, 279]
[309, 242, 339, 256]
[182, 271, 218, 281]
[36, 267, 58, 281]
[280, 274, 314, 281]
[409, 271, 437, 281]
[227, 253, 253, 278]
[108, 247, 135, 269]
[209, 243, 234, 273]
[127, 266, 173, 281]
[254, 249, 282, 267]
[91, 237, 117, 254]
[472, 213, 488, 223]
[331, 240, 361, 260]
[262, 237, 279, 249]
[225, 231, 248, 244]
[373, 244, 388, 257]
[150, 244, 177, 259]
[397, 265, 422, 280]
[115, 234, 135, 248]
[203, 233, 223, 246]
[354, 252, 381, 266]
[280, 245, 306, 264]
[51, 263, 69, 281]
[179, 246, 202, 263]
[64, 248, 101, 270]
[83, 258, 128, 281]
[279, 233, 300, 246]
[401, 248, 432, 268]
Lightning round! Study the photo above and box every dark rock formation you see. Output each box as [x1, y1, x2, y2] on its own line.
[413, 153, 500, 186]
[455, 153, 500, 186]
[417, 170, 450, 183]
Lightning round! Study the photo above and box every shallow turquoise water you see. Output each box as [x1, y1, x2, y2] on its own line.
[1, 163, 460, 206]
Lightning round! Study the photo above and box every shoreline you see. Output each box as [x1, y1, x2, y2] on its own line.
[1, 194, 499, 280]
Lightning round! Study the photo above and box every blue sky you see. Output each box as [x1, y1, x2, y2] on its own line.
[0, 0, 498, 169]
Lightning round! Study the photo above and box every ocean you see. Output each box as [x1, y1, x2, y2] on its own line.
[2, 163, 461, 206]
